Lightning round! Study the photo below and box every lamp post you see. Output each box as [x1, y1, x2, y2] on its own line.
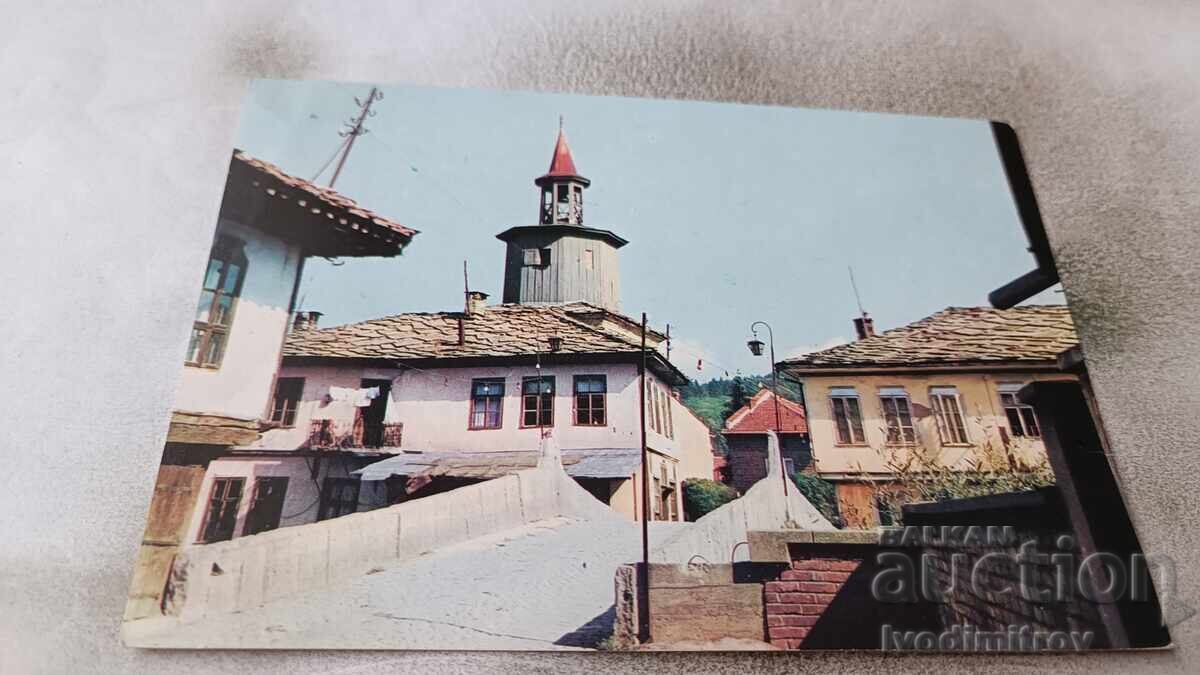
[748, 320, 788, 496]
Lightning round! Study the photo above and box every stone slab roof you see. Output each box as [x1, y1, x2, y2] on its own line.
[284, 302, 687, 383]
[781, 305, 1077, 371]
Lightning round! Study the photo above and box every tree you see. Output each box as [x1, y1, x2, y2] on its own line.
[723, 376, 749, 422]
[683, 479, 738, 520]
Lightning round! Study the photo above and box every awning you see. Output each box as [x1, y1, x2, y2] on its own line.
[353, 447, 642, 482]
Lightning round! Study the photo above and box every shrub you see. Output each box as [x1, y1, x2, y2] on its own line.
[792, 472, 843, 526]
[683, 479, 737, 520]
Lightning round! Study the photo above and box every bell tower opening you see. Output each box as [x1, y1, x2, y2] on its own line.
[535, 117, 590, 225]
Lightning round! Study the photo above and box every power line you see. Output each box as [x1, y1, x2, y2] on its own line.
[329, 86, 383, 188]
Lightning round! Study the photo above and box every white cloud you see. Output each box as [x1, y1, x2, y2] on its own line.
[783, 336, 849, 360]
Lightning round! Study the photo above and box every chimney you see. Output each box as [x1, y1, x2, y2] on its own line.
[853, 313, 875, 340]
[466, 291, 489, 315]
[293, 310, 323, 332]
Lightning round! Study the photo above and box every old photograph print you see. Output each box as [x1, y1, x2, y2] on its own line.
[121, 80, 1169, 652]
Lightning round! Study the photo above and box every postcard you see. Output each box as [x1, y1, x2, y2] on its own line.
[121, 80, 1170, 652]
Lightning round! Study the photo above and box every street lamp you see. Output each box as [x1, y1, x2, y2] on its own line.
[748, 320, 788, 495]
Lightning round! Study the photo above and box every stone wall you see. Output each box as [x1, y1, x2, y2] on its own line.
[124, 460, 616, 637]
[613, 563, 767, 648]
[651, 431, 833, 564]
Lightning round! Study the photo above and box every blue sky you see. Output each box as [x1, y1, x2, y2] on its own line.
[233, 80, 1056, 380]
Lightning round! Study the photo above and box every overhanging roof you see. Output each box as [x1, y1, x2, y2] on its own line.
[221, 150, 418, 258]
[495, 224, 628, 249]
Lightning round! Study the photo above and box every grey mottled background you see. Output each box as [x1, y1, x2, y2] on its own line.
[1, 1, 1197, 672]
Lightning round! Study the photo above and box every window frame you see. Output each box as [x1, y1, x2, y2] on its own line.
[197, 476, 245, 544]
[242, 476, 289, 536]
[520, 375, 555, 428]
[998, 386, 1041, 438]
[829, 390, 867, 445]
[878, 389, 917, 446]
[468, 378, 505, 430]
[930, 387, 970, 445]
[269, 377, 305, 427]
[186, 235, 248, 369]
[573, 375, 607, 426]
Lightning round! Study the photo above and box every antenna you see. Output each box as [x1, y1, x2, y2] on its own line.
[463, 259, 470, 313]
[848, 265, 866, 316]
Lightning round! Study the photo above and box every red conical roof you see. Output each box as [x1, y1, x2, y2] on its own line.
[545, 126, 579, 177]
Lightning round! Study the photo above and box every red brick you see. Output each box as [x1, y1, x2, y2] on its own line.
[765, 602, 801, 615]
[765, 581, 799, 593]
[798, 581, 838, 593]
[780, 570, 814, 581]
[763, 592, 781, 603]
[767, 616, 786, 627]
[792, 559, 832, 571]
[828, 560, 861, 571]
[768, 627, 810, 639]
[813, 571, 852, 583]
[778, 615, 819, 627]
[799, 604, 828, 615]
[778, 592, 818, 604]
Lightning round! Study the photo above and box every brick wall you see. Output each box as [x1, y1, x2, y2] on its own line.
[725, 433, 811, 494]
[764, 555, 862, 648]
[760, 538, 937, 650]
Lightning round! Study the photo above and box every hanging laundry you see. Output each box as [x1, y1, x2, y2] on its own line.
[328, 386, 382, 407]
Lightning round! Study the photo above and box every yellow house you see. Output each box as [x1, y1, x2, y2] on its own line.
[778, 305, 1079, 528]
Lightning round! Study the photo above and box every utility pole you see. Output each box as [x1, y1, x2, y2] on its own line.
[329, 86, 382, 188]
[638, 312, 651, 643]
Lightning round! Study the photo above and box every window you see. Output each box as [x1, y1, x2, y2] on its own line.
[582, 248, 594, 270]
[242, 477, 288, 536]
[574, 375, 607, 425]
[523, 248, 542, 266]
[998, 384, 1040, 437]
[878, 387, 916, 445]
[269, 377, 304, 427]
[187, 235, 247, 368]
[665, 391, 675, 439]
[784, 457, 796, 476]
[199, 477, 244, 543]
[644, 382, 673, 438]
[830, 388, 866, 444]
[317, 477, 360, 521]
[930, 387, 969, 444]
[522, 376, 555, 427]
[469, 379, 505, 429]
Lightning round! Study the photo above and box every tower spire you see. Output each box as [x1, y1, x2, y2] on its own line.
[535, 120, 589, 225]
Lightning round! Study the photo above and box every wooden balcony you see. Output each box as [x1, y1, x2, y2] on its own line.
[305, 419, 403, 450]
